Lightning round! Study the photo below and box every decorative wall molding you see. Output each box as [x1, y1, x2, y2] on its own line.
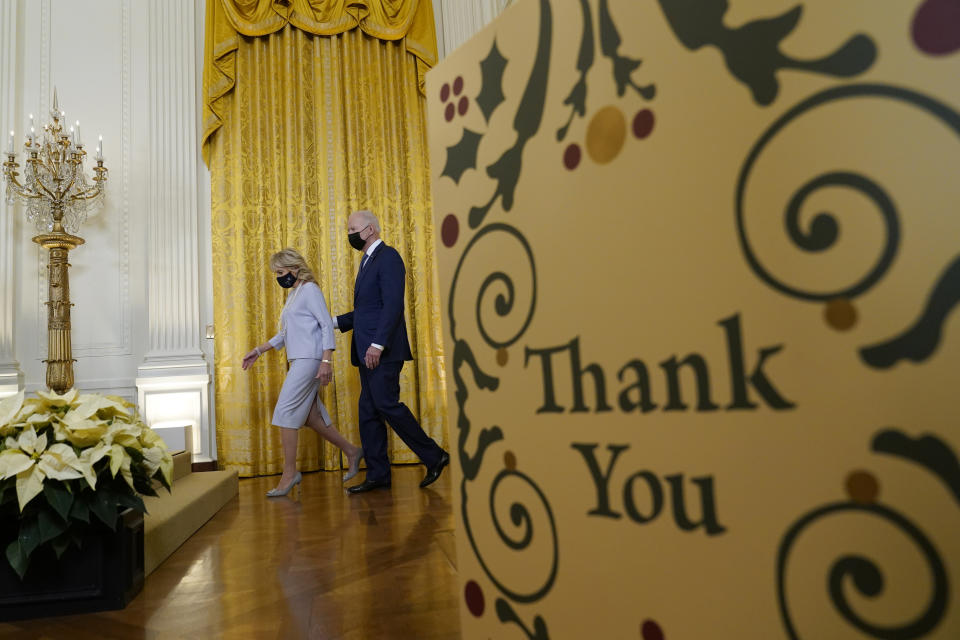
[136, 0, 211, 460]
[140, 0, 205, 367]
[0, 0, 24, 396]
[36, 0, 132, 358]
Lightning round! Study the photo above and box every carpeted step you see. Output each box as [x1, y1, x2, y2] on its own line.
[142, 469, 238, 575]
[171, 450, 191, 483]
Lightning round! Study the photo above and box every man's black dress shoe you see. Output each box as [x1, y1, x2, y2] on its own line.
[420, 451, 450, 488]
[347, 478, 391, 494]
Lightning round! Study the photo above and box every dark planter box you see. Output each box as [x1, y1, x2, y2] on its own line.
[0, 508, 144, 622]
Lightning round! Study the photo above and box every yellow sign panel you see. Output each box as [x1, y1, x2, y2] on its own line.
[428, 1, 960, 637]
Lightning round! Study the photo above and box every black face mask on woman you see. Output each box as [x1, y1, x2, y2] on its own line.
[276, 272, 297, 288]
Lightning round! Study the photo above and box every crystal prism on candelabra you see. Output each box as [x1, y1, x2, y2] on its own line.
[3, 88, 108, 235]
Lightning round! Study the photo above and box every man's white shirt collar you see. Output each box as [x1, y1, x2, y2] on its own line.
[366, 238, 383, 257]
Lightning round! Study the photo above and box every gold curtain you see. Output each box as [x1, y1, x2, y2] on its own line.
[203, 0, 437, 165]
[204, 2, 448, 477]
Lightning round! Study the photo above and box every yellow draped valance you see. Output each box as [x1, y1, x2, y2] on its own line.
[202, 0, 437, 165]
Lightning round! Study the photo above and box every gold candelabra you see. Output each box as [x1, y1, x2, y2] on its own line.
[2, 89, 108, 394]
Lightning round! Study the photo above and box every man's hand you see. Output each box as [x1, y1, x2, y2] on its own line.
[316, 361, 333, 385]
[364, 345, 382, 369]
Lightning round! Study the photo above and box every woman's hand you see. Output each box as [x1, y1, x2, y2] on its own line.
[241, 348, 260, 370]
[316, 361, 333, 386]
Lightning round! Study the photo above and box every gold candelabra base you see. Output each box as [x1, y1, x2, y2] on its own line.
[34, 231, 84, 395]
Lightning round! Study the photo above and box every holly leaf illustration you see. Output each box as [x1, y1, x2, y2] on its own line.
[469, 0, 553, 229]
[442, 128, 483, 184]
[477, 40, 508, 123]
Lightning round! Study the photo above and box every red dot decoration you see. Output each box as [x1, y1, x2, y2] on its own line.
[465, 580, 485, 617]
[641, 620, 664, 640]
[458, 96, 469, 116]
[440, 83, 450, 102]
[445, 103, 455, 122]
[633, 109, 655, 139]
[441, 214, 459, 248]
[846, 470, 879, 504]
[912, 0, 960, 55]
[563, 143, 581, 170]
[453, 76, 464, 96]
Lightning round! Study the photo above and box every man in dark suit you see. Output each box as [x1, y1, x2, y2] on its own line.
[335, 209, 449, 493]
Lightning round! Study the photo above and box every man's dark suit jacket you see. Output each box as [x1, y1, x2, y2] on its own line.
[336, 242, 413, 367]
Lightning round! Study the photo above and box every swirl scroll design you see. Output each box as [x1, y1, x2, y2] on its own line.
[448, 221, 557, 636]
[448, 223, 538, 352]
[736, 84, 960, 366]
[776, 430, 956, 639]
[777, 502, 948, 639]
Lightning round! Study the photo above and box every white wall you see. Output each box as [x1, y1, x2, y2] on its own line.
[0, 0, 506, 464]
[0, 0, 214, 462]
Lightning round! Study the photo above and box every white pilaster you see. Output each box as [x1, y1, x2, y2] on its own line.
[436, 0, 511, 59]
[136, 0, 211, 459]
[0, 0, 24, 397]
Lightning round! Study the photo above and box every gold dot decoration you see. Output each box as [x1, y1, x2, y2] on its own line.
[496, 348, 509, 366]
[586, 106, 627, 165]
[504, 451, 517, 471]
[825, 298, 857, 331]
[846, 470, 879, 504]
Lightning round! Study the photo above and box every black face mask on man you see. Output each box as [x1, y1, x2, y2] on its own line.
[276, 272, 297, 288]
[348, 224, 369, 251]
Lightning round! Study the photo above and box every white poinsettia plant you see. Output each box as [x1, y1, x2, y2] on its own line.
[0, 388, 172, 579]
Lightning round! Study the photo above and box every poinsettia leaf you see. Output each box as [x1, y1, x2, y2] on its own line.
[37, 507, 67, 545]
[17, 514, 41, 558]
[43, 481, 74, 521]
[5, 538, 30, 579]
[114, 490, 146, 515]
[69, 530, 83, 552]
[90, 490, 118, 530]
[70, 495, 90, 523]
[155, 471, 171, 492]
[51, 532, 71, 559]
[133, 475, 158, 497]
[124, 446, 144, 463]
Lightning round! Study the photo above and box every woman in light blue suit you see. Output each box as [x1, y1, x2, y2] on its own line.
[242, 248, 363, 497]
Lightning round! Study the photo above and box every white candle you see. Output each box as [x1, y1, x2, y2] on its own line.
[96, 135, 103, 160]
[7, 130, 13, 154]
[28, 126, 35, 144]
[28, 113, 34, 130]
[75, 121, 81, 145]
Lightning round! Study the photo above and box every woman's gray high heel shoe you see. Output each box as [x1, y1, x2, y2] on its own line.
[266, 471, 302, 497]
[343, 448, 364, 483]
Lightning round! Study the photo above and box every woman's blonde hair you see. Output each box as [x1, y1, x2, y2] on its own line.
[269, 248, 317, 284]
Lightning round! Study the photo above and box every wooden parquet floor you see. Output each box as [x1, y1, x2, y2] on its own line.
[0, 466, 461, 640]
